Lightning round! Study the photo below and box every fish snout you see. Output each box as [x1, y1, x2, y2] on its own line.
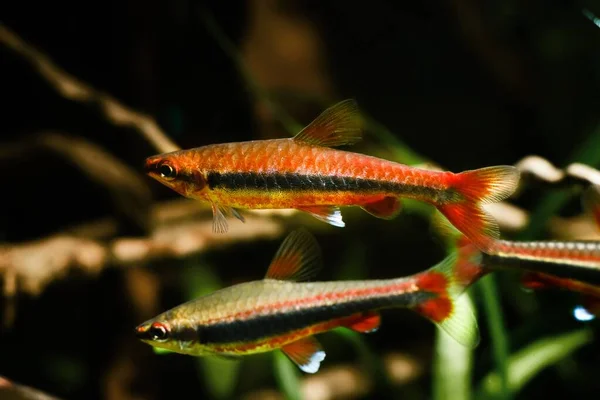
[134, 324, 149, 340]
[144, 156, 161, 176]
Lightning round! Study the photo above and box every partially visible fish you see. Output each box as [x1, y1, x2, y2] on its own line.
[431, 203, 600, 314]
[144, 99, 519, 252]
[135, 229, 479, 373]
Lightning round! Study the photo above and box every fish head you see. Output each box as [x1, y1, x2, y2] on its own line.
[144, 151, 210, 200]
[135, 311, 210, 356]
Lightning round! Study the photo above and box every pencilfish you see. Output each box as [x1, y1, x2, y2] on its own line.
[144, 99, 519, 252]
[135, 229, 479, 373]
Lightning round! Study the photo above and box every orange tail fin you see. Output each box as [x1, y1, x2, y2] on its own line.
[438, 166, 520, 252]
[411, 252, 481, 348]
[430, 210, 488, 286]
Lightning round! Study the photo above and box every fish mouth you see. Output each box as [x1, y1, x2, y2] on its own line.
[144, 156, 161, 177]
[134, 324, 150, 340]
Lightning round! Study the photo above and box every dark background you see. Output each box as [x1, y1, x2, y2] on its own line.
[1, 1, 600, 399]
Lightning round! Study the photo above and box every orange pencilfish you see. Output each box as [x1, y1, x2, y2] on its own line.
[144, 99, 519, 251]
[135, 229, 479, 373]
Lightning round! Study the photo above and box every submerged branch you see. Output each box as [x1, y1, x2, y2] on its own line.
[0, 376, 62, 400]
[0, 200, 300, 297]
[0, 23, 179, 154]
[0, 131, 153, 234]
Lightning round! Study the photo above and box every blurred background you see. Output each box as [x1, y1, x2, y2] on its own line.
[1, 1, 600, 399]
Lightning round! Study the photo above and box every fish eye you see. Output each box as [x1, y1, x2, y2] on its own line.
[158, 163, 176, 180]
[149, 322, 169, 342]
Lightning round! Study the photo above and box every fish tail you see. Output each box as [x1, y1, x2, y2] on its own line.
[431, 210, 489, 287]
[438, 166, 520, 252]
[411, 252, 481, 348]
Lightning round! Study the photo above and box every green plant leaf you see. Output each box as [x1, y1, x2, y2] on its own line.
[478, 275, 512, 400]
[334, 328, 396, 398]
[273, 351, 303, 400]
[181, 261, 241, 399]
[199, 356, 242, 400]
[477, 329, 593, 399]
[433, 292, 477, 400]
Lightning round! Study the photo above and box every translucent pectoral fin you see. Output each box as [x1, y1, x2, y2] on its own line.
[211, 204, 246, 233]
[211, 203, 229, 234]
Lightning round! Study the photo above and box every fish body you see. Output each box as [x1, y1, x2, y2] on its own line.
[135, 229, 479, 373]
[484, 240, 600, 285]
[145, 100, 519, 251]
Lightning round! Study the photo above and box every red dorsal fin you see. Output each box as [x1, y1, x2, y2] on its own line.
[360, 197, 402, 220]
[297, 205, 345, 228]
[265, 229, 323, 281]
[582, 184, 600, 232]
[292, 99, 363, 147]
[281, 336, 326, 374]
[346, 311, 381, 333]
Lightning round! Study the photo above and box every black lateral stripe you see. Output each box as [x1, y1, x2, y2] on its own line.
[197, 291, 434, 345]
[482, 253, 600, 285]
[206, 171, 441, 197]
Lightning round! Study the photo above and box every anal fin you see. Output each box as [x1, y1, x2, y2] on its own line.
[346, 311, 381, 333]
[360, 197, 402, 220]
[297, 205, 345, 228]
[281, 336, 326, 374]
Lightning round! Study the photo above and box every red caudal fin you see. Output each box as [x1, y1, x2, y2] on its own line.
[412, 252, 481, 348]
[430, 211, 488, 287]
[438, 166, 520, 252]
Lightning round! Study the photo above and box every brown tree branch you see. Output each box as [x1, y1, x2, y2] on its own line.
[0, 200, 303, 297]
[0, 23, 179, 154]
[0, 376, 62, 400]
[0, 131, 153, 234]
